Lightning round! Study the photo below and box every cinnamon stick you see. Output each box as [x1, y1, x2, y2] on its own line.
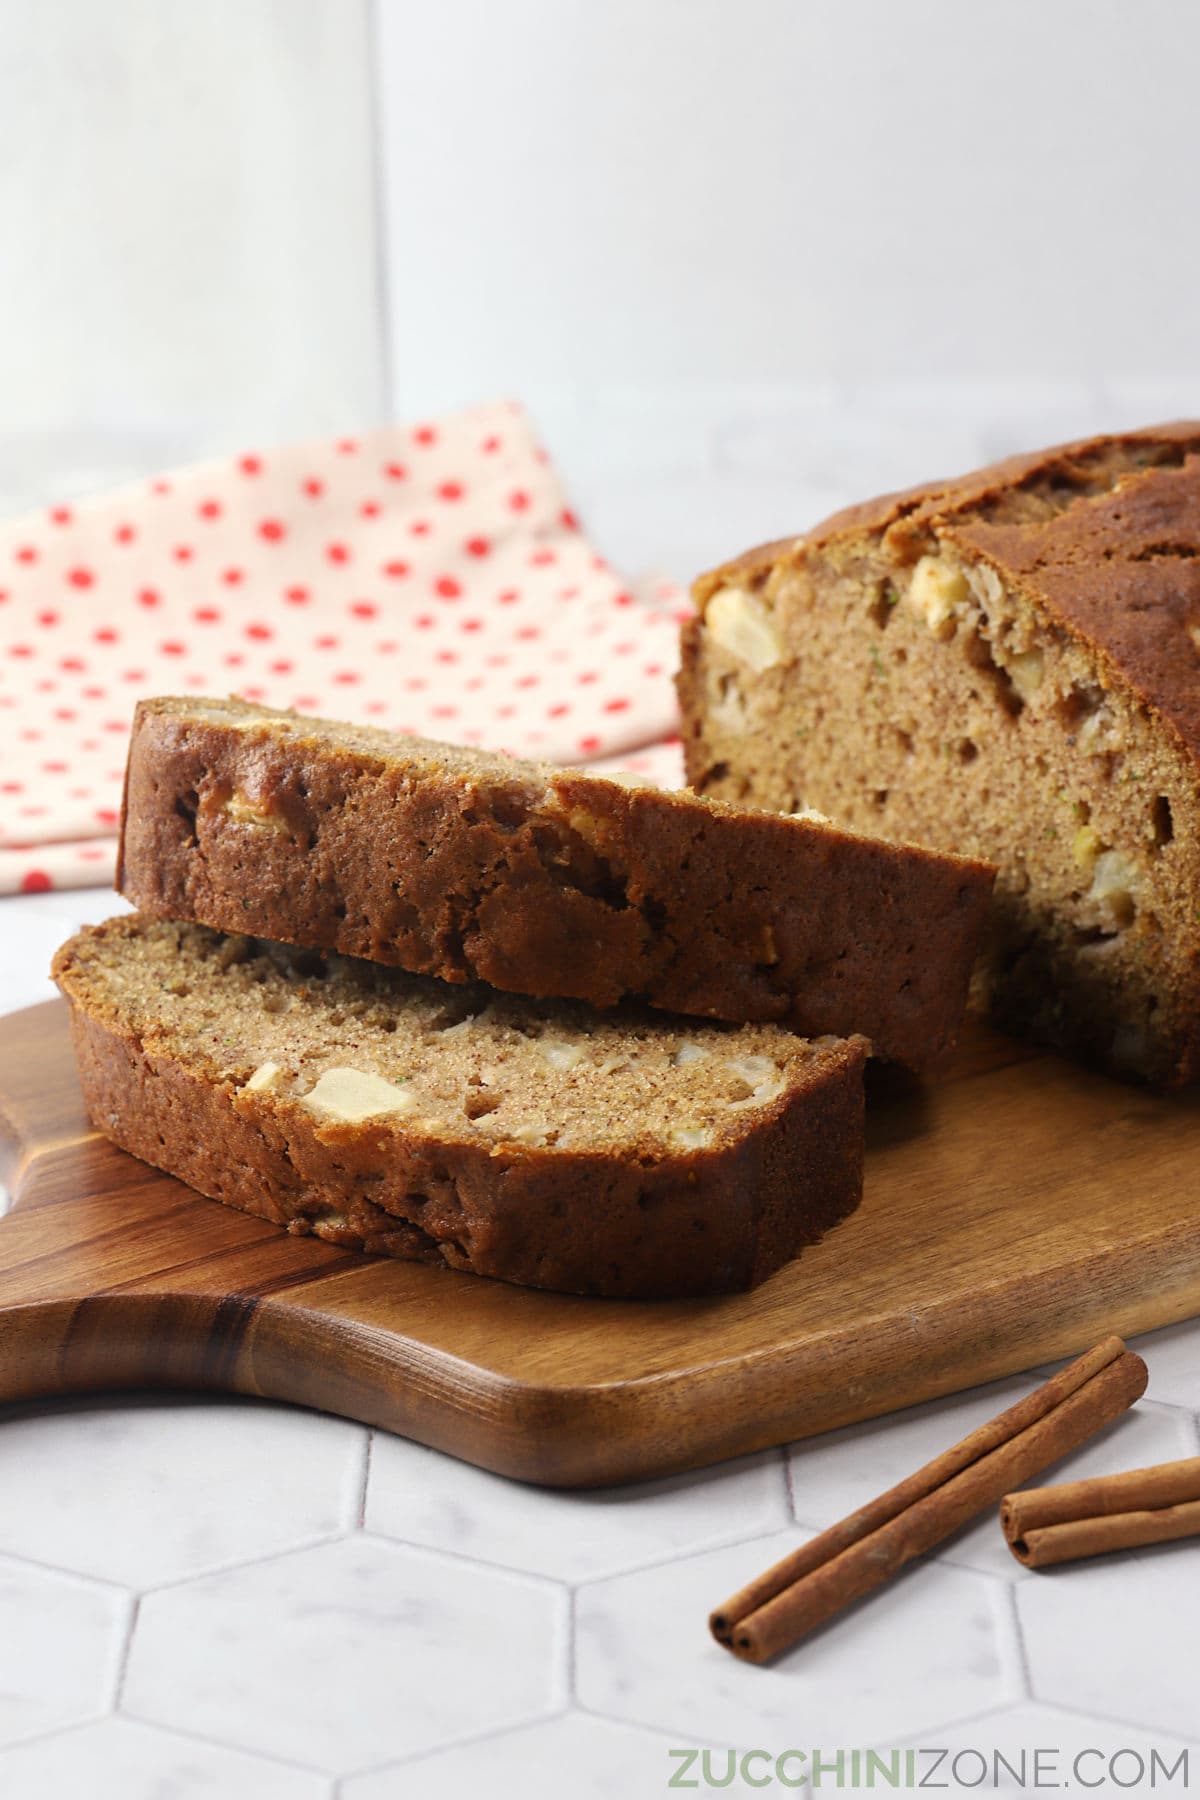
[710, 1336, 1146, 1664]
[1002, 1456, 1200, 1567]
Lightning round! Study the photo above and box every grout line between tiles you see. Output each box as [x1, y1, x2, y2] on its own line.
[996, 1576, 1032, 1702]
[790, 1514, 830, 1537]
[113, 1705, 336, 1778]
[565, 1584, 578, 1704]
[780, 1442, 797, 1521]
[0, 1545, 133, 1594]
[1135, 1394, 1196, 1419]
[352, 1518, 795, 1589]
[336, 1703, 571, 1783]
[884, 1696, 1026, 1757]
[1026, 1694, 1200, 1747]
[572, 1697, 730, 1755]
[129, 1530, 350, 1597]
[353, 1526, 566, 1592]
[0, 1708, 113, 1759]
[354, 1428, 375, 1530]
[111, 1591, 141, 1710]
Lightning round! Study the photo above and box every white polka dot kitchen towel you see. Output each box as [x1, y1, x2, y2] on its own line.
[0, 401, 689, 895]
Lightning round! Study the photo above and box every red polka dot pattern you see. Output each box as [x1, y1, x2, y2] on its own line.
[0, 403, 686, 893]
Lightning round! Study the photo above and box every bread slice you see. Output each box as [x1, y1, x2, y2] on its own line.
[117, 696, 994, 1071]
[51, 915, 867, 1298]
[678, 423, 1200, 1087]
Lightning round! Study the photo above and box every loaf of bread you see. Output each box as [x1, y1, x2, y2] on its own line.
[117, 696, 993, 1070]
[678, 423, 1200, 1086]
[52, 915, 867, 1298]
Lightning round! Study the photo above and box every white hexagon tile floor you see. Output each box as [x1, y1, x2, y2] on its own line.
[2, 1372, 1199, 1798]
[0, 1394, 368, 1586]
[0, 1555, 128, 1750]
[123, 1535, 565, 1773]
[0, 1719, 330, 1800]
[575, 1528, 1019, 1746]
[364, 1435, 790, 1581]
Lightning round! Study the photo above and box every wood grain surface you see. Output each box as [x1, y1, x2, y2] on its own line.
[2, 999, 1198, 1488]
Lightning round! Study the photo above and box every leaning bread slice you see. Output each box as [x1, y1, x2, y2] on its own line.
[118, 695, 994, 1071]
[51, 916, 866, 1299]
[678, 422, 1200, 1087]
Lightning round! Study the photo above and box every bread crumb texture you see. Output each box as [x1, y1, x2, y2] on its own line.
[681, 424, 1200, 1086]
[58, 917, 843, 1155]
[50, 916, 867, 1297]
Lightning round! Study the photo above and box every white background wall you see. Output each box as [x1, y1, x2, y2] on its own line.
[4, 0, 1200, 575]
[0, 0, 382, 507]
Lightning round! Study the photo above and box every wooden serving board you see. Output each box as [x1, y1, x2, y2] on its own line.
[2, 999, 1199, 1488]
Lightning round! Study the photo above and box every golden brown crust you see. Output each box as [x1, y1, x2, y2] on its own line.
[52, 918, 866, 1300]
[118, 696, 994, 1070]
[693, 422, 1200, 768]
[945, 466, 1200, 766]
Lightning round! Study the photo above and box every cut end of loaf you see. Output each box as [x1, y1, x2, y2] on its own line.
[681, 428, 1200, 1087]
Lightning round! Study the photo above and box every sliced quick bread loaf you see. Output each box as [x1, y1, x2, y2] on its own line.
[51, 915, 867, 1298]
[118, 695, 994, 1070]
[678, 423, 1200, 1087]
